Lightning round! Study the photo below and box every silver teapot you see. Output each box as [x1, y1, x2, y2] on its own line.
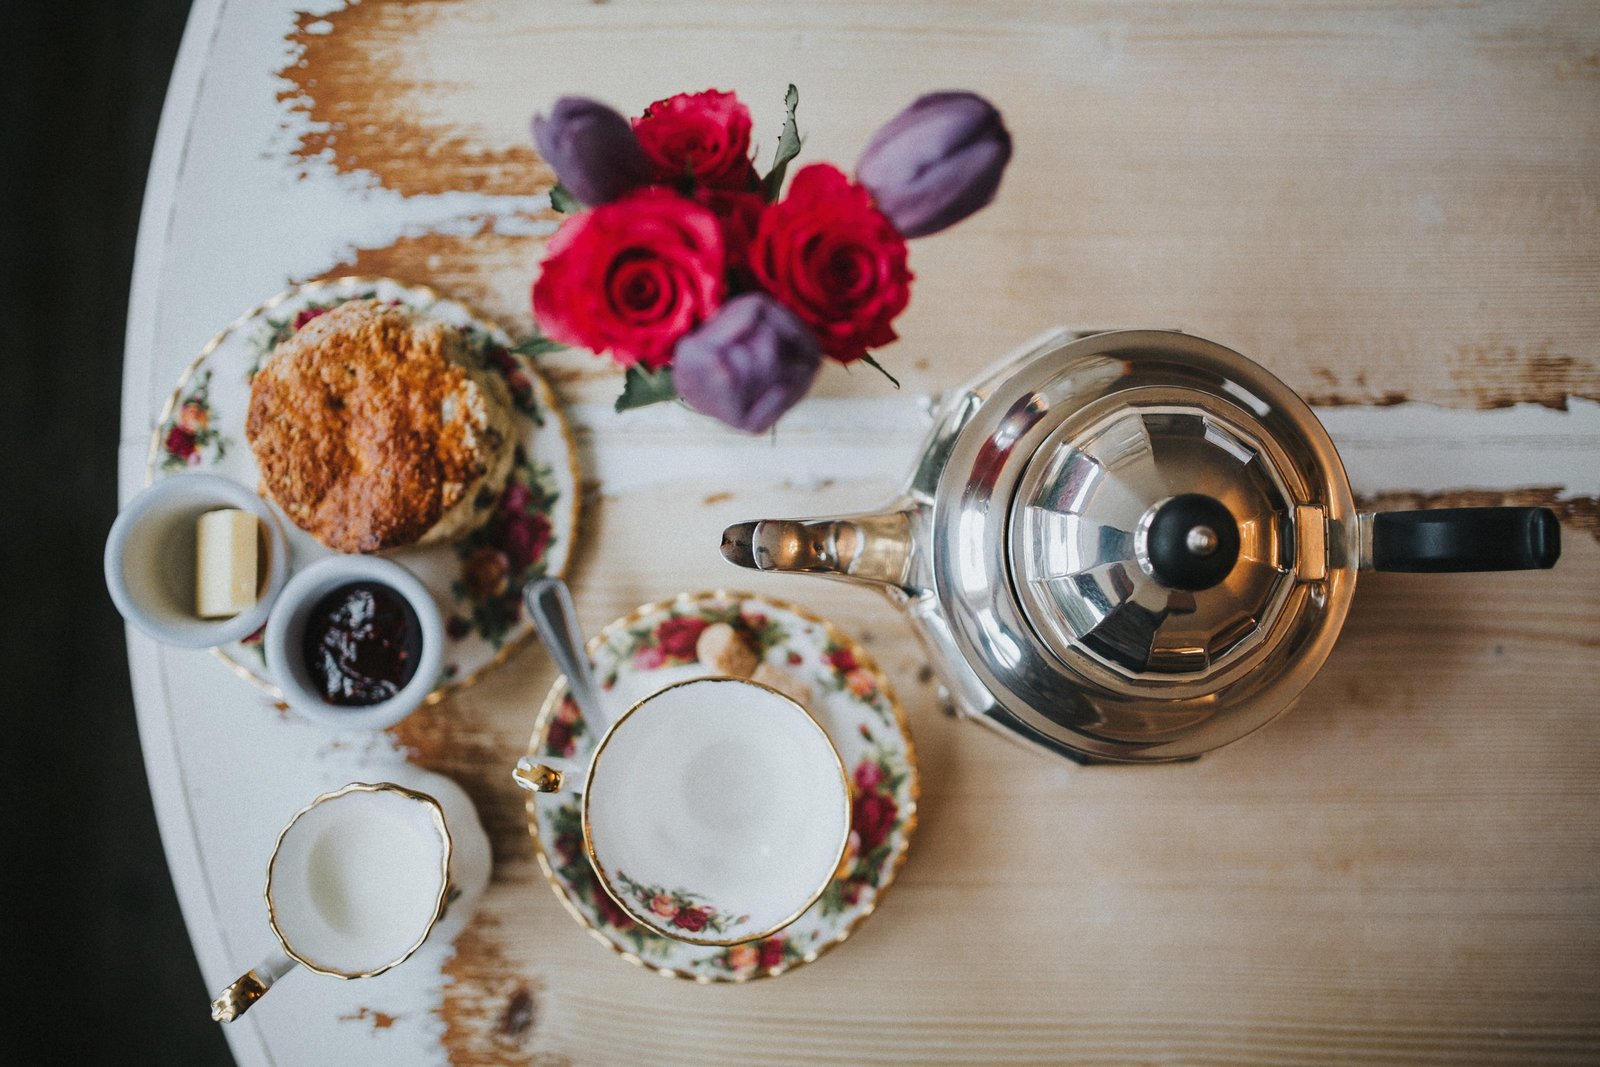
[721, 330, 1560, 764]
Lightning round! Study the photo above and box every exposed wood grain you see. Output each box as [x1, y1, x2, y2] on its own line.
[436, 923, 572, 1067]
[386, 476, 1600, 1065]
[281, 2, 552, 196]
[138, 1, 1600, 1063]
[278, 0, 1600, 413]
[313, 216, 555, 331]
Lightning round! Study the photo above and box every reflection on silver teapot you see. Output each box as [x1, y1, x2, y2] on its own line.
[722, 330, 1559, 764]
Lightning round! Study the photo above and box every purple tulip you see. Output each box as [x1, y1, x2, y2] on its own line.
[673, 294, 821, 434]
[531, 97, 651, 206]
[856, 91, 1012, 238]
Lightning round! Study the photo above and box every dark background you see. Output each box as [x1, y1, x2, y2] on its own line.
[1, 1, 231, 1062]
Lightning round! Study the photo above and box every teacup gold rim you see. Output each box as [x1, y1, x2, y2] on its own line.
[264, 781, 454, 980]
[578, 675, 854, 948]
[524, 589, 922, 983]
[141, 274, 583, 705]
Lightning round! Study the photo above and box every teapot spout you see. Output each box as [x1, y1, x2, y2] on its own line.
[721, 508, 918, 592]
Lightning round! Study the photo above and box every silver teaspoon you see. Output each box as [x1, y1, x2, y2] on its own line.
[522, 576, 611, 735]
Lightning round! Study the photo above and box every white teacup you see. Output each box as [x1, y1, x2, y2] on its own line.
[211, 782, 455, 1022]
[515, 676, 851, 946]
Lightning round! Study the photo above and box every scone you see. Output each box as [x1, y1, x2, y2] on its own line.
[246, 300, 516, 553]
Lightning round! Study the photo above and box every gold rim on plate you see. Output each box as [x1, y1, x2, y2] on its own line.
[143, 275, 583, 705]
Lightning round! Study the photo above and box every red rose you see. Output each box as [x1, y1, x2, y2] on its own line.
[633, 90, 756, 191]
[750, 163, 912, 363]
[757, 938, 786, 969]
[593, 882, 635, 930]
[500, 481, 534, 515]
[532, 188, 726, 369]
[672, 905, 709, 932]
[695, 188, 766, 277]
[498, 512, 552, 572]
[504, 370, 534, 409]
[656, 616, 709, 661]
[553, 831, 582, 865]
[164, 425, 196, 460]
[854, 760, 884, 793]
[825, 646, 858, 673]
[291, 305, 330, 330]
[853, 791, 898, 853]
[546, 717, 575, 758]
[487, 344, 516, 374]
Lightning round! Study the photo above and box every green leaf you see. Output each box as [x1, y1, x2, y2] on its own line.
[511, 334, 565, 358]
[761, 84, 802, 201]
[614, 365, 678, 412]
[860, 353, 901, 389]
[549, 182, 582, 213]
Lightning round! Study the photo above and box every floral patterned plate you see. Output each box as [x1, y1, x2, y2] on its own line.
[525, 591, 919, 982]
[145, 276, 580, 702]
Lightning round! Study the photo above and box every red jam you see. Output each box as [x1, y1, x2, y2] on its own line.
[302, 581, 423, 706]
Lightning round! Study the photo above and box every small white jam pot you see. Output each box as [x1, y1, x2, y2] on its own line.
[264, 555, 443, 732]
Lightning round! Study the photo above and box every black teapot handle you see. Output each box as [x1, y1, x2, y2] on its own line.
[1368, 507, 1560, 572]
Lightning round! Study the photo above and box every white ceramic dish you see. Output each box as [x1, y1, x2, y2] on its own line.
[264, 556, 444, 731]
[211, 781, 454, 1022]
[104, 472, 290, 648]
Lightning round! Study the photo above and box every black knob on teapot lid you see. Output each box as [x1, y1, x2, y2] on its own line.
[1143, 494, 1241, 592]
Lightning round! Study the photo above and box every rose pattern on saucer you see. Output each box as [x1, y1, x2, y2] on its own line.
[526, 592, 917, 982]
[157, 370, 226, 470]
[597, 604, 789, 683]
[147, 276, 579, 700]
[820, 732, 907, 915]
[611, 871, 750, 937]
[710, 932, 807, 976]
[447, 448, 562, 649]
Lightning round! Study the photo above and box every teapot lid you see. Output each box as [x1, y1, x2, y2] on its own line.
[1010, 401, 1295, 688]
[932, 330, 1357, 761]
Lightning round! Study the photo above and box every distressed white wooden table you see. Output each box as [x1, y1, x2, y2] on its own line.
[124, 2, 1600, 1063]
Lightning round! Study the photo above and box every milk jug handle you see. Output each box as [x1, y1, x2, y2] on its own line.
[211, 948, 296, 1022]
[512, 754, 588, 795]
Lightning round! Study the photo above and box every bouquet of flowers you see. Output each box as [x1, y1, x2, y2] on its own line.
[528, 85, 1011, 432]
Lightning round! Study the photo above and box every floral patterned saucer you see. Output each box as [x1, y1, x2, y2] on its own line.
[525, 591, 919, 982]
[145, 276, 580, 702]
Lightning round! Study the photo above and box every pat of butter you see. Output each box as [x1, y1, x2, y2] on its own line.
[196, 509, 260, 618]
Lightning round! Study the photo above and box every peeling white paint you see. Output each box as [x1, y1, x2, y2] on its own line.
[1317, 397, 1600, 499]
[575, 395, 1600, 500]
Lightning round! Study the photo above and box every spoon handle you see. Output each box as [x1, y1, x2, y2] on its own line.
[523, 577, 611, 734]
